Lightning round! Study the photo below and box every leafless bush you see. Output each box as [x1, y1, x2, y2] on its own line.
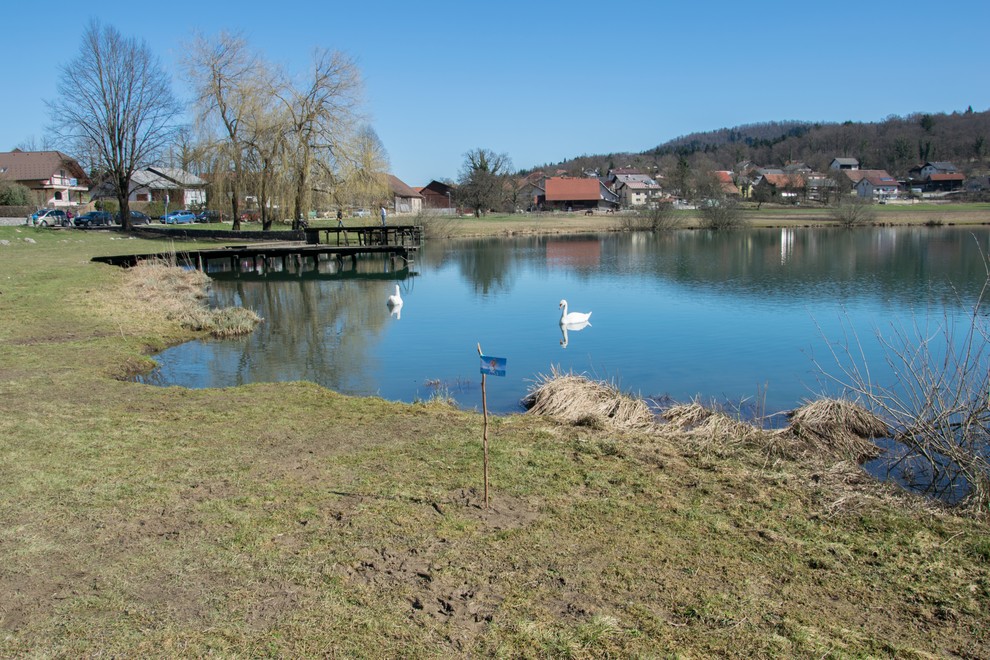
[830, 197, 876, 227]
[814, 265, 990, 510]
[698, 198, 746, 230]
[621, 202, 683, 231]
[415, 209, 461, 239]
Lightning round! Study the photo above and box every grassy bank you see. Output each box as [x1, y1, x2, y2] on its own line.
[0, 225, 988, 656]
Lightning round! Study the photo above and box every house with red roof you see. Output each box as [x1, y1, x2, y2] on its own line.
[542, 177, 619, 212]
[0, 149, 90, 209]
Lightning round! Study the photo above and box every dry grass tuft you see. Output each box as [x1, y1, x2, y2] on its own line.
[786, 398, 887, 463]
[123, 261, 262, 338]
[523, 368, 657, 431]
[663, 402, 712, 428]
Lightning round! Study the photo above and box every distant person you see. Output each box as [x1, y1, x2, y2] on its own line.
[336, 208, 343, 227]
[380, 205, 387, 227]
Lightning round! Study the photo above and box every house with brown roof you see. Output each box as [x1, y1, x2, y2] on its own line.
[388, 174, 423, 215]
[855, 173, 900, 201]
[907, 161, 964, 192]
[0, 149, 90, 209]
[753, 173, 806, 202]
[713, 171, 741, 197]
[543, 177, 619, 211]
[417, 180, 455, 211]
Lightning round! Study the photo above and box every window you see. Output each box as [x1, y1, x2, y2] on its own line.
[54, 191, 63, 201]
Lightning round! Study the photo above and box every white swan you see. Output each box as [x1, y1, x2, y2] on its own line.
[559, 299, 591, 325]
[387, 284, 403, 308]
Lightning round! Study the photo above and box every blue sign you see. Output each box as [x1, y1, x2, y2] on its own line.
[480, 355, 507, 377]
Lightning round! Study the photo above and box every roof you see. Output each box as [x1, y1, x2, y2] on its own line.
[843, 169, 892, 184]
[545, 177, 602, 201]
[620, 179, 661, 190]
[925, 161, 958, 172]
[858, 175, 899, 188]
[388, 174, 422, 199]
[761, 173, 805, 188]
[0, 149, 89, 184]
[831, 157, 859, 165]
[929, 173, 964, 181]
[148, 167, 206, 187]
[714, 171, 734, 184]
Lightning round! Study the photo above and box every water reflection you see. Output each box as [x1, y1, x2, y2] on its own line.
[559, 320, 591, 348]
[148, 226, 990, 417]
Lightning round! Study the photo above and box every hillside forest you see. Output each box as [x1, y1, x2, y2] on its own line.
[539, 107, 990, 180]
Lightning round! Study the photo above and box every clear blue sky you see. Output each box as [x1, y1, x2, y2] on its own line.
[3, 1, 988, 186]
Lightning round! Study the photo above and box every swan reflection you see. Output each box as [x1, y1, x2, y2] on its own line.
[559, 319, 591, 348]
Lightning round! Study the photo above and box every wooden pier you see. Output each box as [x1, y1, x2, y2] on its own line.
[303, 225, 422, 247]
[93, 227, 421, 278]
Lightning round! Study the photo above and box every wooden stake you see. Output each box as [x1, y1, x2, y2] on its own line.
[477, 343, 489, 510]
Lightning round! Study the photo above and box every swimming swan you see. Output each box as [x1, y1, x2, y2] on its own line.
[559, 299, 591, 325]
[387, 285, 403, 308]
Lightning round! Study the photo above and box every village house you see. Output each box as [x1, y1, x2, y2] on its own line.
[90, 166, 207, 208]
[855, 173, 900, 201]
[417, 180, 455, 211]
[0, 149, 90, 209]
[388, 174, 423, 215]
[829, 157, 860, 171]
[542, 176, 619, 212]
[908, 161, 964, 192]
[615, 176, 663, 208]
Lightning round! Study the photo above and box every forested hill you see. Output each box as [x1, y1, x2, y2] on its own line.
[538, 108, 990, 178]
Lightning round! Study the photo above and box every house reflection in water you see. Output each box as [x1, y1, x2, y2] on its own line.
[546, 239, 601, 268]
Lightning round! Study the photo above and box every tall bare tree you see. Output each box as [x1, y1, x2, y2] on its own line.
[275, 49, 362, 229]
[51, 21, 180, 230]
[185, 32, 260, 231]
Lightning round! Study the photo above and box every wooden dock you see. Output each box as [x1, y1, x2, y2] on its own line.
[303, 225, 422, 247]
[93, 226, 422, 277]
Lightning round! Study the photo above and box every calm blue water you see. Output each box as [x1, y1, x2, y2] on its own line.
[146, 227, 990, 417]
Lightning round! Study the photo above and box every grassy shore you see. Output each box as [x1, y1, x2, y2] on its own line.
[0, 224, 988, 657]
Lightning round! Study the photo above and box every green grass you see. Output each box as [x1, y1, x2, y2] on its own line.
[0, 224, 988, 656]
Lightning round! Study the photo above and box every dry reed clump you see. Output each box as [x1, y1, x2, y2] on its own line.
[125, 261, 261, 338]
[663, 401, 765, 454]
[786, 398, 887, 464]
[522, 369, 657, 431]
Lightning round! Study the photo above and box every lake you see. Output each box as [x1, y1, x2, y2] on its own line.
[145, 226, 990, 419]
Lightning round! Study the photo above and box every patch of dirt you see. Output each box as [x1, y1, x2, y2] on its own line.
[441, 487, 540, 530]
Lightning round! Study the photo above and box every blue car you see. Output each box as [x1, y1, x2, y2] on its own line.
[163, 210, 196, 224]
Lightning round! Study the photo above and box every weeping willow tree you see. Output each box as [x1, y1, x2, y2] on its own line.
[313, 125, 391, 215]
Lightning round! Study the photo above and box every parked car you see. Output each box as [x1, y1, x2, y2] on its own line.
[239, 210, 260, 222]
[196, 210, 224, 223]
[74, 211, 115, 227]
[31, 209, 71, 227]
[163, 209, 196, 224]
[116, 210, 152, 225]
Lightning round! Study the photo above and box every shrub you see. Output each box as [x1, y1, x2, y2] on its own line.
[0, 181, 33, 206]
[698, 198, 745, 230]
[830, 198, 876, 227]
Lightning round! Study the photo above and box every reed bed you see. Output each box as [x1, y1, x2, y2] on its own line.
[124, 260, 262, 337]
[523, 367, 657, 431]
[527, 373, 889, 467]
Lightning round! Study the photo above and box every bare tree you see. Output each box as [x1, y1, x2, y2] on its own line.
[275, 49, 362, 230]
[185, 32, 259, 231]
[457, 148, 513, 216]
[51, 21, 180, 230]
[318, 125, 390, 214]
